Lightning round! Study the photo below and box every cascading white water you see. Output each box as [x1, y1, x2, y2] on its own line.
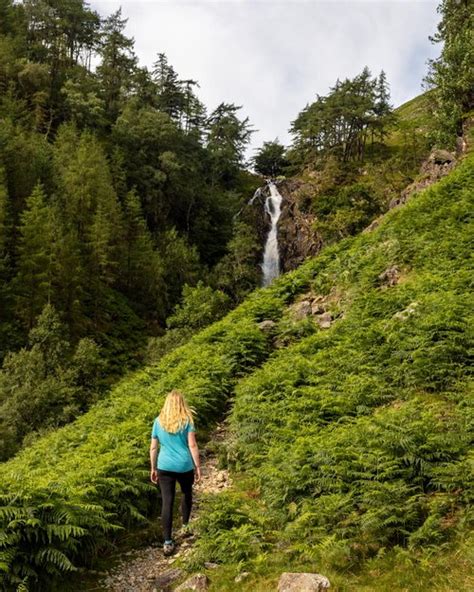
[261, 183, 283, 286]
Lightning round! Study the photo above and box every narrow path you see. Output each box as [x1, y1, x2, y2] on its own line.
[99, 423, 230, 592]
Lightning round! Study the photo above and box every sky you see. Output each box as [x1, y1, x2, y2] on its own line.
[89, 0, 441, 159]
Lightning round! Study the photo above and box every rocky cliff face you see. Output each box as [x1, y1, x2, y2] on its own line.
[245, 180, 322, 275]
[275, 179, 322, 272]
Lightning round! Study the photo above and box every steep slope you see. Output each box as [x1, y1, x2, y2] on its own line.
[188, 150, 473, 590]
[0, 151, 472, 591]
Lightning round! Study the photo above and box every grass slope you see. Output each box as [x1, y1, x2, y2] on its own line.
[190, 150, 474, 589]
[0, 149, 472, 591]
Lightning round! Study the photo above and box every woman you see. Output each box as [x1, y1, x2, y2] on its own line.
[150, 389, 201, 556]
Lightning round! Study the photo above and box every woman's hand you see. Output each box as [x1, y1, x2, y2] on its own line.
[194, 466, 201, 483]
[150, 468, 158, 484]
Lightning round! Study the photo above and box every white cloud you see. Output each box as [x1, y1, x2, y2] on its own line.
[90, 0, 441, 158]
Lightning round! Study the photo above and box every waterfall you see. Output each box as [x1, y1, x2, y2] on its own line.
[261, 183, 283, 286]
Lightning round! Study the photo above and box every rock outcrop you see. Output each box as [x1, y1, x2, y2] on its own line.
[388, 149, 456, 210]
[277, 572, 330, 591]
[276, 179, 322, 272]
[174, 573, 209, 591]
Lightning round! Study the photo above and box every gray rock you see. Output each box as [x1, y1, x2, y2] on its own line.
[258, 320, 277, 332]
[235, 571, 250, 583]
[278, 572, 330, 591]
[204, 562, 219, 570]
[378, 265, 400, 287]
[316, 311, 332, 329]
[290, 300, 312, 320]
[175, 573, 209, 591]
[311, 300, 325, 315]
[363, 215, 383, 233]
[429, 149, 455, 164]
[151, 568, 184, 591]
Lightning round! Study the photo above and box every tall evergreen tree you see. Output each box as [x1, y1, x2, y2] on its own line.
[96, 8, 137, 124]
[373, 70, 394, 142]
[0, 168, 13, 356]
[253, 139, 288, 177]
[12, 184, 55, 330]
[122, 189, 165, 317]
[206, 103, 253, 186]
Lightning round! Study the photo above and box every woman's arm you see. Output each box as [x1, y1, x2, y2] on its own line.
[188, 431, 201, 482]
[150, 438, 158, 483]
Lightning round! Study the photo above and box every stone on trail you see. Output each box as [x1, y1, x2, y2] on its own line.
[150, 568, 183, 591]
[277, 572, 330, 592]
[175, 573, 209, 591]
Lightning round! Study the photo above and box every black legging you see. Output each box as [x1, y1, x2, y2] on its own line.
[157, 469, 194, 541]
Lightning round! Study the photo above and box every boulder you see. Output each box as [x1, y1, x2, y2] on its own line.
[363, 215, 383, 233]
[429, 149, 455, 165]
[290, 300, 312, 320]
[258, 320, 277, 333]
[150, 568, 184, 591]
[311, 300, 325, 315]
[175, 573, 209, 591]
[316, 312, 332, 329]
[278, 572, 330, 591]
[378, 265, 400, 287]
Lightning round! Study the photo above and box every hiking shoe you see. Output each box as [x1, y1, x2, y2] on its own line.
[163, 540, 175, 556]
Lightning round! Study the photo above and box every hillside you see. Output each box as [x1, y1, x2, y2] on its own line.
[0, 129, 472, 590]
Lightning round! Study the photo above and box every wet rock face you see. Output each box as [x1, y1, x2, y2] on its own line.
[246, 179, 321, 276]
[276, 180, 322, 272]
[246, 183, 272, 247]
[277, 572, 330, 591]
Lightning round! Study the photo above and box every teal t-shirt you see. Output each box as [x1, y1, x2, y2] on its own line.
[151, 417, 195, 472]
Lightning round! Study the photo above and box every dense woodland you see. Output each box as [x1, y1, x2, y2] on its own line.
[0, 0, 264, 458]
[0, 0, 473, 590]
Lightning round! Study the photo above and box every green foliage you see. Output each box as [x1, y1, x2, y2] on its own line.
[0, 287, 275, 589]
[167, 281, 231, 330]
[290, 67, 394, 166]
[209, 154, 472, 570]
[213, 221, 263, 303]
[312, 180, 384, 242]
[252, 139, 289, 177]
[189, 491, 269, 567]
[0, 303, 104, 461]
[0, 0, 261, 387]
[12, 184, 55, 330]
[424, 0, 474, 148]
[206, 103, 254, 186]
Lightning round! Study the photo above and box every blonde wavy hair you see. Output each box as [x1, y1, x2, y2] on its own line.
[158, 389, 195, 433]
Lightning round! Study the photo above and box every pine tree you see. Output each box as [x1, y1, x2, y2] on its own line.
[253, 139, 288, 177]
[49, 206, 85, 339]
[122, 190, 165, 317]
[206, 103, 253, 186]
[12, 184, 55, 330]
[0, 168, 13, 355]
[152, 53, 186, 121]
[373, 70, 394, 142]
[96, 8, 137, 124]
